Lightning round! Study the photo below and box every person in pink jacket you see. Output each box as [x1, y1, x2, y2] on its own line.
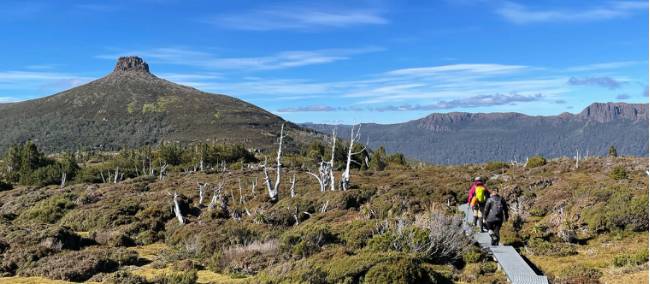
[467, 176, 490, 230]
[467, 176, 483, 204]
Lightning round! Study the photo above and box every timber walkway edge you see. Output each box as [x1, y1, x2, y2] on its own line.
[459, 204, 549, 284]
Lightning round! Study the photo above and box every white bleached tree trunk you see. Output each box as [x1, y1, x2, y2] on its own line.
[307, 171, 325, 192]
[250, 177, 258, 195]
[159, 163, 168, 181]
[208, 182, 225, 210]
[262, 157, 274, 200]
[262, 124, 285, 202]
[320, 200, 329, 213]
[198, 182, 208, 205]
[172, 192, 184, 224]
[238, 178, 245, 204]
[113, 167, 119, 183]
[341, 124, 366, 191]
[329, 128, 337, 191]
[60, 172, 67, 189]
[289, 174, 296, 198]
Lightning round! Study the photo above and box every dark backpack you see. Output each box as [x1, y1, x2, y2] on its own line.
[488, 196, 505, 221]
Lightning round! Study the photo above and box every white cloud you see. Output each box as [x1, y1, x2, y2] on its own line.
[207, 4, 387, 31]
[277, 105, 337, 112]
[497, 1, 648, 24]
[98, 46, 382, 71]
[386, 63, 528, 77]
[157, 61, 569, 109]
[565, 61, 643, 72]
[0, 96, 25, 103]
[0, 70, 93, 91]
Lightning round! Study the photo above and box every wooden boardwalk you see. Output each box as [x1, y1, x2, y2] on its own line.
[459, 204, 549, 284]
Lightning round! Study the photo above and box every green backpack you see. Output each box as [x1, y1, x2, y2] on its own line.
[475, 185, 487, 203]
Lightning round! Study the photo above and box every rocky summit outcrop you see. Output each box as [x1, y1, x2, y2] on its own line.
[112, 56, 150, 74]
[0, 57, 315, 153]
[577, 102, 648, 123]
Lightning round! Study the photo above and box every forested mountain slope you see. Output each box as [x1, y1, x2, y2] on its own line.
[304, 103, 649, 164]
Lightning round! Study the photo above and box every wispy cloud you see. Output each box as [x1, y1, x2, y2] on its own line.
[373, 93, 543, 112]
[386, 64, 528, 77]
[206, 4, 387, 31]
[277, 93, 544, 112]
[497, 1, 648, 24]
[97, 46, 382, 71]
[278, 105, 337, 112]
[24, 64, 59, 70]
[565, 61, 643, 72]
[0, 96, 25, 103]
[616, 94, 630, 100]
[0, 70, 92, 91]
[567, 76, 624, 89]
[164, 61, 568, 111]
[158, 72, 223, 82]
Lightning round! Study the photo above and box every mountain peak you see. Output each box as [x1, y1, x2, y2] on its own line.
[578, 102, 648, 123]
[112, 56, 150, 74]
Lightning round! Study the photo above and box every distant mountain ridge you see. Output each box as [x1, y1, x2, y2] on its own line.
[0, 56, 315, 153]
[303, 102, 649, 164]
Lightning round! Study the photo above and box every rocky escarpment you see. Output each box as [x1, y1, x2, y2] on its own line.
[577, 102, 648, 123]
[303, 102, 649, 164]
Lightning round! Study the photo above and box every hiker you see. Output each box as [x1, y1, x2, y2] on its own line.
[467, 177, 490, 231]
[483, 187, 509, 246]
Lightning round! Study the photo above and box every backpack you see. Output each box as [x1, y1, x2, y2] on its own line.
[475, 186, 487, 203]
[488, 196, 505, 221]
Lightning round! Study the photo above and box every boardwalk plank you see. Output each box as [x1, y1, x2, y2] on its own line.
[459, 204, 549, 284]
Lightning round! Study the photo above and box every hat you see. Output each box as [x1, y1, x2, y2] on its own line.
[474, 176, 483, 182]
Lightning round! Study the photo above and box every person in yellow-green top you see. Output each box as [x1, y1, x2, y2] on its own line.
[467, 176, 490, 232]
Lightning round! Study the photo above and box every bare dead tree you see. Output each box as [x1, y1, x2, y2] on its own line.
[341, 124, 366, 191]
[320, 200, 329, 213]
[197, 145, 205, 172]
[321, 162, 332, 191]
[262, 124, 286, 202]
[197, 182, 208, 205]
[159, 163, 168, 181]
[289, 174, 296, 198]
[60, 172, 67, 189]
[307, 171, 325, 192]
[329, 128, 337, 191]
[100, 171, 106, 183]
[171, 192, 184, 225]
[149, 160, 155, 176]
[208, 182, 225, 210]
[238, 178, 245, 204]
[113, 167, 119, 183]
[250, 177, 258, 195]
[575, 149, 580, 169]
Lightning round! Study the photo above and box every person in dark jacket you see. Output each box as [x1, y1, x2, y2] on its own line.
[483, 187, 509, 246]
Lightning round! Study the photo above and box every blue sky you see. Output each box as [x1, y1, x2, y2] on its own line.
[0, 0, 647, 124]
